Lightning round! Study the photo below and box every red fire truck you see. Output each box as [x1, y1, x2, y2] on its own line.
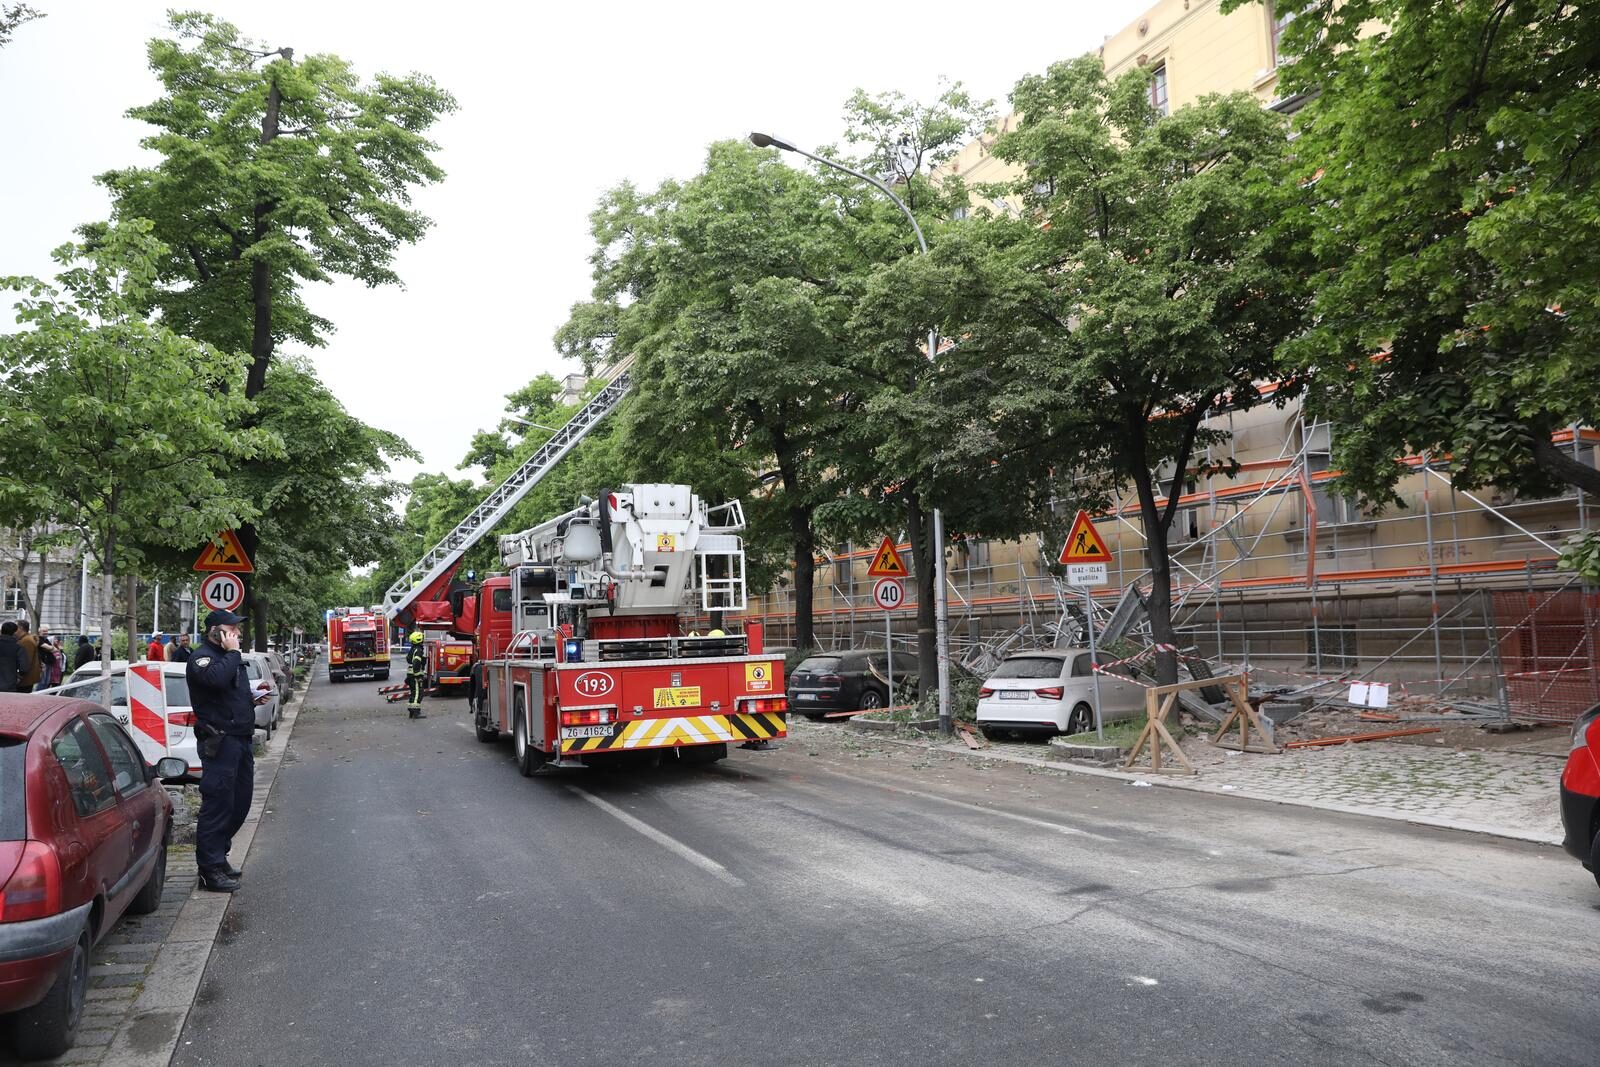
[326, 609, 391, 683]
[465, 484, 785, 771]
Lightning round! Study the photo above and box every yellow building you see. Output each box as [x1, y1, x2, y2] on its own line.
[744, 0, 1599, 720]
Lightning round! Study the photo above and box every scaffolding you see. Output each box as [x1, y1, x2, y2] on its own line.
[743, 406, 1600, 725]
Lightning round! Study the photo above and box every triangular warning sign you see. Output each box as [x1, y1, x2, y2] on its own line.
[866, 536, 908, 578]
[194, 529, 254, 574]
[1058, 511, 1112, 564]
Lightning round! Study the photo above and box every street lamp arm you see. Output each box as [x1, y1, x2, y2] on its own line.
[748, 132, 928, 256]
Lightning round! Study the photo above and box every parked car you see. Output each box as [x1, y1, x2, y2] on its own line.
[975, 649, 1147, 741]
[58, 661, 205, 774]
[260, 651, 291, 692]
[1560, 703, 1600, 889]
[240, 654, 281, 740]
[0, 693, 186, 1059]
[787, 650, 918, 720]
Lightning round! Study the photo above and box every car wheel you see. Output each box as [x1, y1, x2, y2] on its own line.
[858, 688, 885, 710]
[128, 837, 168, 916]
[513, 695, 541, 777]
[1064, 703, 1093, 736]
[10, 928, 90, 1060]
[1591, 827, 1600, 891]
[979, 725, 1002, 742]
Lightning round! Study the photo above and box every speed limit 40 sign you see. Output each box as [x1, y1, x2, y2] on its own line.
[872, 578, 904, 611]
[200, 571, 245, 612]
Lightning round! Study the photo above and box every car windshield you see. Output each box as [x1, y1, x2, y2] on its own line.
[991, 657, 1066, 680]
[795, 657, 842, 674]
[57, 674, 128, 706]
[0, 738, 25, 841]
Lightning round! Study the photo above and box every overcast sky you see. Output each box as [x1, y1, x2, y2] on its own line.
[1, 0, 1150, 486]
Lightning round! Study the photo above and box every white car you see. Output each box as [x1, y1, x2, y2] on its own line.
[56, 659, 204, 773]
[975, 649, 1147, 740]
[240, 652, 282, 738]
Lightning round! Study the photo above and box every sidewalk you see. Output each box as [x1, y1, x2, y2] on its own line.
[849, 722, 1567, 846]
[35, 672, 312, 1066]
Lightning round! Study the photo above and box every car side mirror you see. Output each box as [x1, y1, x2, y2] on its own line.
[154, 756, 189, 781]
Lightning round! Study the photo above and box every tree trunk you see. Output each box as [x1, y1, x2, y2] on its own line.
[245, 76, 281, 399]
[905, 487, 937, 709]
[125, 575, 139, 663]
[789, 504, 816, 652]
[251, 587, 269, 654]
[1531, 434, 1600, 497]
[99, 569, 115, 709]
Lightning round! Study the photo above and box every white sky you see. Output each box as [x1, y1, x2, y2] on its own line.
[0, 0, 1151, 485]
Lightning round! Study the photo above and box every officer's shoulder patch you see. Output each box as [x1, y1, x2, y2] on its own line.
[194, 656, 211, 668]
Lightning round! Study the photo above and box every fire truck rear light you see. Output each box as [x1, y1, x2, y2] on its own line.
[561, 708, 615, 727]
[739, 696, 788, 715]
[330, 650, 343, 662]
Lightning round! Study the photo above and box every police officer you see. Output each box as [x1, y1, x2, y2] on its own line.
[189, 608, 264, 893]
[405, 630, 428, 719]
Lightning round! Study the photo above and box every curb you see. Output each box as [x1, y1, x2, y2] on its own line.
[96, 667, 317, 1067]
[864, 731, 1566, 848]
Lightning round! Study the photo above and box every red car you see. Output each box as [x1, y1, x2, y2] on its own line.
[1560, 703, 1600, 890]
[0, 694, 185, 1060]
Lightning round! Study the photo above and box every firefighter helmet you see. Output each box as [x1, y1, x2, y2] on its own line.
[409, 631, 423, 644]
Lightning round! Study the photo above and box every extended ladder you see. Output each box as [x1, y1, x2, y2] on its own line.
[383, 360, 633, 619]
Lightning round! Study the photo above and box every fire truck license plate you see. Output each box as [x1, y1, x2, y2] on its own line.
[561, 724, 616, 739]
[653, 686, 702, 709]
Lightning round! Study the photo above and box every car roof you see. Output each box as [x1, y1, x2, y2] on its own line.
[72, 659, 187, 675]
[0, 692, 99, 738]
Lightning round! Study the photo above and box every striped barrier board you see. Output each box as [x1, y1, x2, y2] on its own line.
[560, 712, 787, 754]
[125, 663, 169, 765]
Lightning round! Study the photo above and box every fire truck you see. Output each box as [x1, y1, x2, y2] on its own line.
[468, 484, 785, 771]
[326, 608, 391, 683]
[379, 363, 786, 769]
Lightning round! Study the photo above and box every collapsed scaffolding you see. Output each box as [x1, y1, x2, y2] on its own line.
[749, 408, 1600, 727]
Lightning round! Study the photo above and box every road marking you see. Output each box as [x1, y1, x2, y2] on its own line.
[810, 770, 1114, 842]
[565, 786, 743, 886]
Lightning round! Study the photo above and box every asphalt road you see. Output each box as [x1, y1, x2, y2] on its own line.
[172, 662, 1599, 1066]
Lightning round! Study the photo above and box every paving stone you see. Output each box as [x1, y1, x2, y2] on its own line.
[90, 973, 144, 989]
[86, 986, 137, 1001]
[75, 1027, 118, 1046]
[91, 963, 149, 976]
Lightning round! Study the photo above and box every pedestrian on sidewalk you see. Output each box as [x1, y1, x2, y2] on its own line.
[147, 631, 166, 661]
[405, 630, 428, 720]
[171, 633, 192, 663]
[189, 608, 267, 893]
[71, 635, 95, 670]
[0, 622, 25, 694]
[32, 631, 56, 692]
[16, 620, 39, 692]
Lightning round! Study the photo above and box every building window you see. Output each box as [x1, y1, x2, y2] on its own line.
[1149, 63, 1170, 115]
[1308, 625, 1358, 671]
[951, 204, 969, 222]
[1, 585, 21, 613]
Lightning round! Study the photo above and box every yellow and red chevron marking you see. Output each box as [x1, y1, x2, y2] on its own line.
[126, 663, 168, 755]
[560, 711, 786, 754]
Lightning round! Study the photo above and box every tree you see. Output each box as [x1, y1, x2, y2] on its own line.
[0, 222, 277, 699]
[0, 525, 70, 629]
[0, 3, 42, 49]
[1226, 2, 1600, 508]
[91, 11, 455, 641]
[936, 56, 1309, 684]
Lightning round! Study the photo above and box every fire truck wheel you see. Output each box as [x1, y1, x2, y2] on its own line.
[513, 697, 542, 777]
[474, 713, 498, 744]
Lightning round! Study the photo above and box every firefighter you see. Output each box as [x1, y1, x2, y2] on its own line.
[405, 630, 428, 719]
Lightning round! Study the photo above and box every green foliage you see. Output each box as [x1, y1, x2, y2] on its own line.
[1559, 532, 1600, 584]
[0, 3, 42, 48]
[1226, 0, 1600, 503]
[916, 56, 1310, 680]
[92, 10, 456, 393]
[0, 221, 277, 579]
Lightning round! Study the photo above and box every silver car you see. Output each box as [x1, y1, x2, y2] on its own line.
[240, 653, 281, 739]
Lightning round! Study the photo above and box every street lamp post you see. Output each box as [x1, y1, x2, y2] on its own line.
[748, 131, 953, 736]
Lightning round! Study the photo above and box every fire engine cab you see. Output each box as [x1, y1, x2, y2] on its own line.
[469, 484, 786, 772]
[327, 608, 390, 683]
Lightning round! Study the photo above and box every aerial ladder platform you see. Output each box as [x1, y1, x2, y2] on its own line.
[383, 359, 633, 622]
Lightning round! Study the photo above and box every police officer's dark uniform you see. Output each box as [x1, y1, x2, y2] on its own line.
[189, 609, 256, 893]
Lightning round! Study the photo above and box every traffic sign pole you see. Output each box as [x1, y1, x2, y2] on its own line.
[1085, 587, 1104, 742]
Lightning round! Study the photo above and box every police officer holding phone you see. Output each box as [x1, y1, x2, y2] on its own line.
[188, 608, 268, 893]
